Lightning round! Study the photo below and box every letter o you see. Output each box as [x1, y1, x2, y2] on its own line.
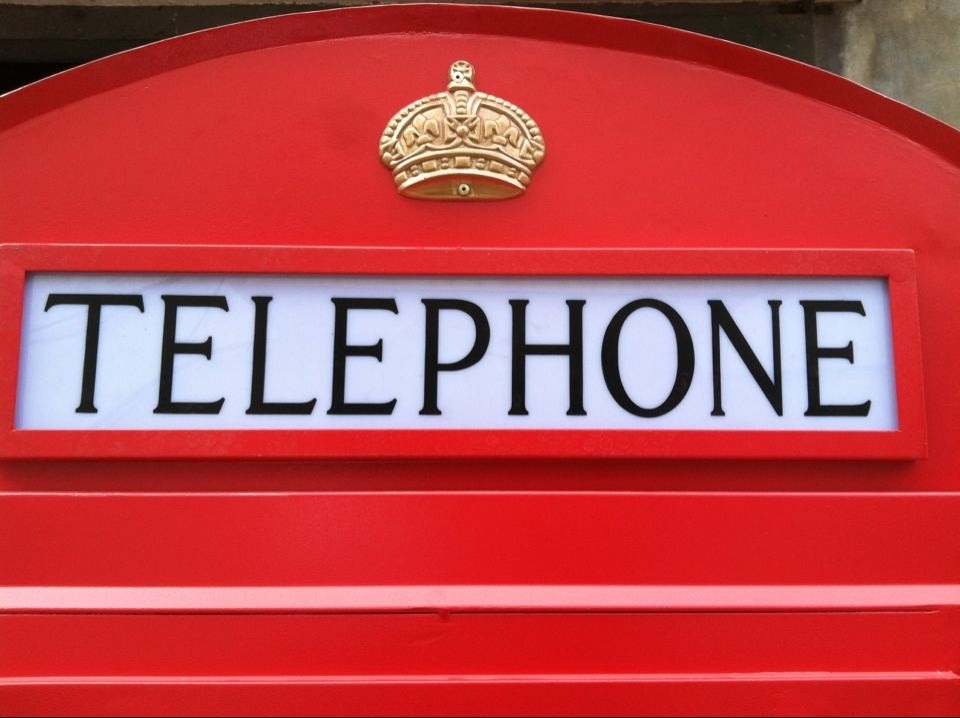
[601, 299, 695, 417]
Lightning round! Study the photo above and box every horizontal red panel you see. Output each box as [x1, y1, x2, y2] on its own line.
[3, 672, 958, 717]
[4, 610, 958, 679]
[2, 610, 959, 715]
[3, 493, 958, 586]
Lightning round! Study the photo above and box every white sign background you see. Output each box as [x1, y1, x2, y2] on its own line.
[16, 274, 897, 431]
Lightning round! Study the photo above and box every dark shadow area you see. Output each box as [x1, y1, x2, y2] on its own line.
[0, 1, 844, 94]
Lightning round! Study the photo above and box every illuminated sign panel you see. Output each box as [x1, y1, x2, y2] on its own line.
[0, 246, 921, 459]
[19, 273, 897, 431]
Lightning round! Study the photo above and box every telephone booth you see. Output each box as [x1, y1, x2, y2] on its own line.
[1, 5, 959, 715]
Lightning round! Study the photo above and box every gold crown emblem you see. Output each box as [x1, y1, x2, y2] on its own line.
[380, 61, 545, 200]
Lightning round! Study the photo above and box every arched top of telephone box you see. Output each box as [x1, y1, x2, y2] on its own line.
[5, 14, 960, 714]
[1, 3, 957, 249]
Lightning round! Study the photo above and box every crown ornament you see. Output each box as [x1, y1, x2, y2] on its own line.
[380, 61, 545, 200]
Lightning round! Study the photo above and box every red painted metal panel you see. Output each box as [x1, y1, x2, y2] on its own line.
[1, 4, 959, 715]
[4, 675, 958, 718]
[4, 493, 960, 586]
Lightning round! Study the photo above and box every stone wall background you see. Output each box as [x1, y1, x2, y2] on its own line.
[841, 0, 959, 129]
[0, 0, 957, 128]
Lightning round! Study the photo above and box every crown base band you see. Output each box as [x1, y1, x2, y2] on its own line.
[398, 169, 528, 201]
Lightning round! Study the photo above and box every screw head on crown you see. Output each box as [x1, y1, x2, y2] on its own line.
[379, 60, 545, 200]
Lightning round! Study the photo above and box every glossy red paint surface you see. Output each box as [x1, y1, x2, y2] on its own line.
[1, 4, 959, 715]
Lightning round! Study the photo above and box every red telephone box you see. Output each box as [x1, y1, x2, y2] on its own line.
[1, 5, 959, 715]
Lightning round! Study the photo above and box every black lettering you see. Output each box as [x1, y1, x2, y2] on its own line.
[801, 300, 871, 417]
[601, 299, 694, 417]
[44, 293, 145, 413]
[709, 299, 783, 416]
[420, 299, 490, 416]
[154, 295, 229, 414]
[328, 297, 399, 415]
[246, 296, 317, 415]
[509, 299, 585, 416]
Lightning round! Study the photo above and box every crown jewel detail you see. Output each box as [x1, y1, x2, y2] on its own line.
[380, 61, 545, 200]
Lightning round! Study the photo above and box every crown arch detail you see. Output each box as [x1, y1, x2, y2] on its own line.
[379, 60, 546, 200]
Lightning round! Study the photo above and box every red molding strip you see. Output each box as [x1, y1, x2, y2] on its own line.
[2, 584, 958, 614]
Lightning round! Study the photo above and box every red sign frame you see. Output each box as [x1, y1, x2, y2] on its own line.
[0, 243, 924, 460]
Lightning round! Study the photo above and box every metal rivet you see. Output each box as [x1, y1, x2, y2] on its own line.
[457, 183, 471, 196]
